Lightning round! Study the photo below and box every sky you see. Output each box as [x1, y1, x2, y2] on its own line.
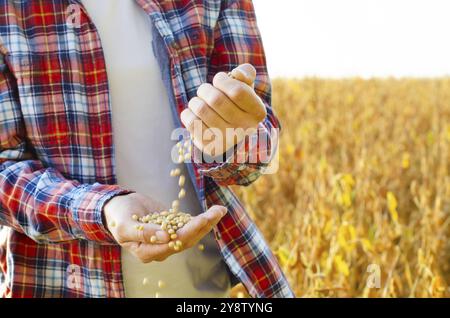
[252, 0, 450, 78]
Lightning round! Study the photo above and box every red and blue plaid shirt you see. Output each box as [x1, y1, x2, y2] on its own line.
[0, 0, 293, 298]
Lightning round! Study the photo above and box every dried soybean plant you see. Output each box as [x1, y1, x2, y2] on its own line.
[232, 78, 450, 298]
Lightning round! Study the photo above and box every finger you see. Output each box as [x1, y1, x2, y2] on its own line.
[189, 206, 227, 243]
[181, 108, 220, 153]
[177, 206, 226, 247]
[119, 221, 168, 244]
[230, 63, 256, 87]
[188, 96, 230, 130]
[196, 83, 253, 127]
[212, 72, 267, 121]
[124, 241, 174, 263]
[136, 243, 174, 262]
[142, 223, 170, 244]
[181, 108, 204, 138]
[177, 212, 209, 240]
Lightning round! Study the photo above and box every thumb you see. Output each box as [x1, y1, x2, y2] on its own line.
[230, 63, 256, 87]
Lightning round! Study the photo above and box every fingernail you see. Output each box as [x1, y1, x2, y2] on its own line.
[235, 68, 250, 80]
[219, 72, 230, 80]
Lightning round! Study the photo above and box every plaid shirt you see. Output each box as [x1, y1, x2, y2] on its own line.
[0, 0, 293, 298]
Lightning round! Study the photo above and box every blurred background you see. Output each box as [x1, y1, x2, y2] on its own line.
[232, 0, 450, 297]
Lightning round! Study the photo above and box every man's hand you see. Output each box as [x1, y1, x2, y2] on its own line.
[103, 193, 226, 263]
[181, 63, 267, 157]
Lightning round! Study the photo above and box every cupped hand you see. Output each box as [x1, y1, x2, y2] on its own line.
[103, 193, 226, 263]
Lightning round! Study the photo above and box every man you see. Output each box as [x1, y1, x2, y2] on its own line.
[0, 0, 293, 298]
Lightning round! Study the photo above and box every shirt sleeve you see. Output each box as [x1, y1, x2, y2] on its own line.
[195, 0, 281, 187]
[0, 51, 131, 245]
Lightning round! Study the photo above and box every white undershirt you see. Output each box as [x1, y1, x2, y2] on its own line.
[81, 0, 229, 298]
